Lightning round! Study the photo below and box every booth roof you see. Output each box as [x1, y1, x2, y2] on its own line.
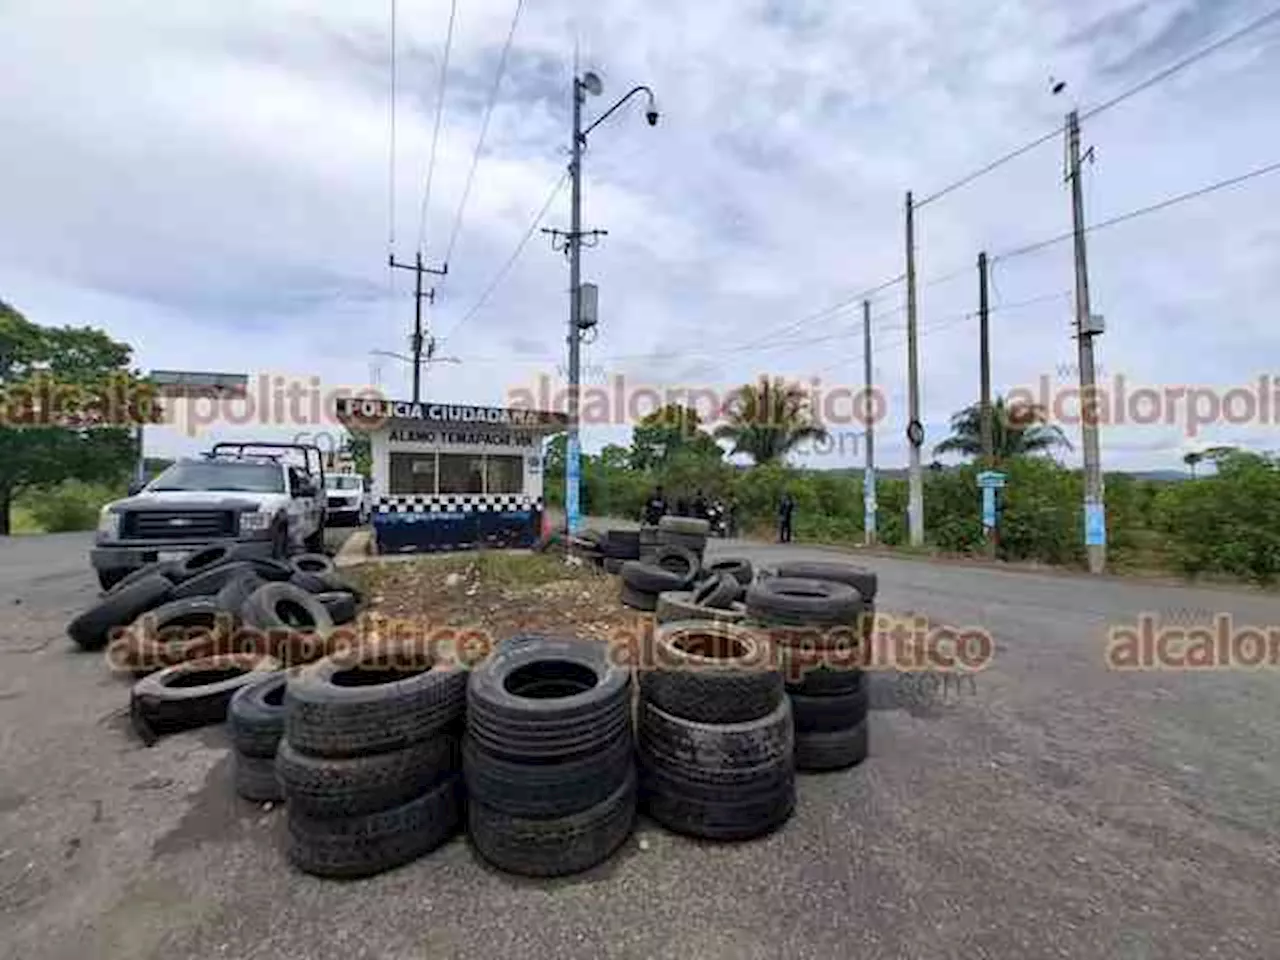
[334, 397, 567, 433]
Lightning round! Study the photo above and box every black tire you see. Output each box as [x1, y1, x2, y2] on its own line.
[658, 530, 707, 554]
[463, 728, 633, 819]
[602, 529, 641, 560]
[795, 720, 868, 772]
[641, 620, 782, 724]
[170, 561, 258, 601]
[104, 561, 182, 596]
[287, 774, 462, 879]
[637, 698, 795, 841]
[228, 671, 289, 758]
[638, 545, 659, 564]
[215, 571, 266, 618]
[174, 542, 239, 582]
[620, 580, 658, 612]
[303, 525, 326, 554]
[234, 752, 284, 802]
[638, 525, 661, 546]
[241, 582, 334, 634]
[115, 596, 237, 671]
[603, 557, 625, 576]
[693, 572, 739, 610]
[290, 568, 356, 596]
[97, 568, 128, 591]
[130, 654, 280, 735]
[771, 560, 878, 601]
[779, 643, 866, 695]
[789, 684, 869, 733]
[469, 767, 636, 878]
[745, 577, 863, 628]
[290, 553, 335, 576]
[68, 574, 173, 651]
[658, 516, 710, 536]
[286, 643, 467, 758]
[705, 557, 753, 586]
[316, 591, 358, 625]
[246, 557, 295, 582]
[653, 545, 699, 587]
[466, 636, 631, 764]
[654, 592, 747, 626]
[277, 734, 457, 818]
[620, 560, 687, 595]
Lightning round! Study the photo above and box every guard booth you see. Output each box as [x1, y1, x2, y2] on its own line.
[335, 397, 566, 553]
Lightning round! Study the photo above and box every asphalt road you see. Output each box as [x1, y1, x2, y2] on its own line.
[2, 533, 1280, 960]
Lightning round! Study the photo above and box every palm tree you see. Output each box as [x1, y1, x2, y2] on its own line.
[713, 378, 828, 465]
[933, 396, 1072, 464]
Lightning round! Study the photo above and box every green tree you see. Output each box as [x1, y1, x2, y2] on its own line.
[712, 378, 828, 465]
[934, 396, 1072, 464]
[630, 404, 722, 471]
[0, 301, 150, 535]
[344, 431, 372, 476]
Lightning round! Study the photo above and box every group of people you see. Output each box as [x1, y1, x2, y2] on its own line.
[642, 485, 799, 544]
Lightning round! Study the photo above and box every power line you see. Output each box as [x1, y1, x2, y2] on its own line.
[994, 157, 1280, 263]
[725, 274, 906, 357]
[415, 0, 459, 254]
[916, 4, 1280, 208]
[442, 0, 525, 267]
[438, 172, 569, 343]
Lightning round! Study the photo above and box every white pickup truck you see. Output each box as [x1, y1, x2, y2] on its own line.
[91, 443, 327, 590]
[324, 472, 370, 526]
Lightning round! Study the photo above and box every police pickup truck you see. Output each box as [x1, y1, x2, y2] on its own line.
[91, 442, 326, 590]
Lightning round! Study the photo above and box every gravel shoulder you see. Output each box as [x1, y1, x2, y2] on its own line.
[1, 532, 1279, 960]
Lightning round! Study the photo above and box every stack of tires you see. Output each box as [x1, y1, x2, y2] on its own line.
[638, 621, 794, 840]
[619, 545, 699, 612]
[745, 576, 870, 772]
[278, 643, 467, 878]
[601, 529, 641, 575]
[228, 671, 289, 802]
[465, 637, 636, 876]
[657, 516, 710, 561]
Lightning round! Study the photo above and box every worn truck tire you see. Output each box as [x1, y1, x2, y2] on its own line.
[290, 553, 335, 575]
[693, 573, 739, 610]
[620, 581, 658, 611]
[640, 757, 795, 841]
[113, 596, 236, 672]
[170, 561, 259, 601]
[789, 684, 869, 733]
[603, 557, 625, 576]
[620, 561, 687, 595]
[745, 577, 863, 628]
[602, 529, 641, 560]
[703, 557, 753, 586]
[215, 571, 266, 618]
[69, 574, 174, 651]
[105, 560, 182, 596]
[173, 543, 239, 582]
[771, 560, 878, 601]
[228, 671, 289, 758]
[654, 592, 747, 626]
[795, 720, 869, 772]
[241, 582, 334, 634]
[287, 774, 463, 879]
[658, 516, 710, 536]
[469, 767, 636, 877]
[467, 637, 631, 764]
[653, 545, 699, 586]
[315, 591, 358, 625]
[658, 530, 707, 554]
[131, 653, 280, 735]
[277, 735, 457, 818]
[778, 644, 866, 695]
[463, 728, 633, 819]
[234, 752, 284, 802]
[286, 643, 467, 758]
[640, 621, 782, 724]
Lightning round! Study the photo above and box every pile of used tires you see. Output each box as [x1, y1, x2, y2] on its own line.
[657, 516, 711, 560]
[747, 561, 878, 772]
[67, 542, 363, 676]
[638, 620, 794, 839]
[598, 528, 640, 574]
[277, 642, 467, 878]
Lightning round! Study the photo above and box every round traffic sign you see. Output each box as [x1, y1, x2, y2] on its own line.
[906, 419, 925, 447]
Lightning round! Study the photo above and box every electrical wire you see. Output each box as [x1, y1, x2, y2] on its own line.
[438, 172, 569, 343]
[442, 0, 525, 267]
[415, 0, 459, 255]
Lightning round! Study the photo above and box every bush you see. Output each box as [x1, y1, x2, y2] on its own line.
[20, 480, 124, 533]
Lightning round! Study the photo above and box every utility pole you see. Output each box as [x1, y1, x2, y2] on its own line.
[904, 190, 924, 546]
[862, 299, 877, 546]
[1066, 109, 1106, 574]
[978, 250, 996, 559]
[389, 252, 446, 403]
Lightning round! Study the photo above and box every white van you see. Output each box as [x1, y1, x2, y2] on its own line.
[325, 473, 370, 526]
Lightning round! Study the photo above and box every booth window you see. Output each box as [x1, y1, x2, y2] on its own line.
[389, 452, 437, 495]
[438, 454, 485, 494]
[485, 455, 524, 494]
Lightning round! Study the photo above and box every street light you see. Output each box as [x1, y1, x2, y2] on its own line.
[556, 70, 659, 536]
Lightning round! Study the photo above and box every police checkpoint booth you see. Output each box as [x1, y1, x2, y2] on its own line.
[335, 397, 567, 552]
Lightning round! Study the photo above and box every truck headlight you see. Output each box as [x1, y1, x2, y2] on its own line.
[97, 508, 120, 539]
[239, 510, 273, 533]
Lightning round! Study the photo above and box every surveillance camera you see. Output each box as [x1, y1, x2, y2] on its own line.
[646, 109, 659, 127]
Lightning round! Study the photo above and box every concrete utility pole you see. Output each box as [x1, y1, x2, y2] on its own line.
[862, 299, 877, 546]
[389, 252, 447, 403]
[904, 191, 924, 546]
[1066, 109, 1106, 574]
[545, 71, 658, 537]
[978, 250, 996, 559]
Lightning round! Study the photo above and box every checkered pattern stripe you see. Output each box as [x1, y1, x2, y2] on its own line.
[376, 494, 542, 514]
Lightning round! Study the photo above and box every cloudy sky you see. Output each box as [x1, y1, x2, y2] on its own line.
[3, 0, 1278, 471]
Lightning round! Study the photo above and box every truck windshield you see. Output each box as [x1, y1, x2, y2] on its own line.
[147, 461, 286, 494]
[330, 476, 362, 490]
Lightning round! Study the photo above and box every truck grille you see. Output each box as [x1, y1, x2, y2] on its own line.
[122, 510, 236, 540]
[327, 497, 348, 509]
